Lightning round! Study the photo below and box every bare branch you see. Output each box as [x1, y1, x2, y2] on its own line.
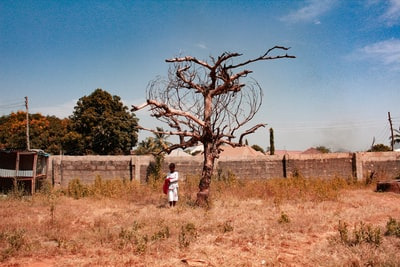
[166, 56, 211, 69]
[227, 46, 295, 69]
[138, 126, 200, 139]
[131, 102, 149, 112]
[238, 123, 267, 145]
[146, 99, 205, 127]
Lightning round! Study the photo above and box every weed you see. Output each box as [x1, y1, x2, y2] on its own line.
[118, 222, 148, 254]
[151, 225, 170, 241]
[278, 212, 290, 224]
[221, 220, 234, 233]
[179, 223, 198, 248]
[67, 178, 89, 199]
[385, 217, 400, 237]
[337, 221, 382, 247]
[0, 229, 28, 261]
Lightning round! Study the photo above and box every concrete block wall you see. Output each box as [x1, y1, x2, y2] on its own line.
[161, 156, 204, 180]
[47, 152, 400, 188]
[284, 153, 354, 179]
[357, 152, 400, 181]
[51, 155, 133, 187]
[217, 154, 285, 179]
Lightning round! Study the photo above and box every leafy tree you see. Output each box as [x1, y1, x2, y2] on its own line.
[316, 146, 331, 153]
[134, 127, 170, 181]
[67, 89, 138, 155]
[134, 127, 170, 155]
[368, 144, 391, 152]
[392, 127, 400, 145]
[251, 144, 265, 154]
[133, 47, 294, 205]
[0, 111, 68, 153]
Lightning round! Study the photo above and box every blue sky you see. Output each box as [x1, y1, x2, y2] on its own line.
[1, 0, 400, 152]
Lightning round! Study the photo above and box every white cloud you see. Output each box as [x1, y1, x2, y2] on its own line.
[382, 0, 400, 25]
[30, 99, 77, 118]
[361, 39, 400, 68]
[280, 0, 337, 23]
[196, 42, 207, 49]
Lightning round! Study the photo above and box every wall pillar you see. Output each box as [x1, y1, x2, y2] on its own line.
[353, 152, 363, 181]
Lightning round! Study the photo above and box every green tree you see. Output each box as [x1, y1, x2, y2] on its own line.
[392, 127, 400, 145]
[67, 89, 138, 155]
[134, 127, 170, 180]
[316, 146, 331, 153]
[251, 144, 265, 154]
[0, 111, 68, 153]
[269, 128, 275, 155]
[134, 127, 170, 155]
[368, 144, 391, 152]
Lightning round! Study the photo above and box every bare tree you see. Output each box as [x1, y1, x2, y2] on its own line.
[132, 46, 295, 205]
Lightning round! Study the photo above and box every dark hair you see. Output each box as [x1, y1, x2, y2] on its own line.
[169, 163, 175, 169]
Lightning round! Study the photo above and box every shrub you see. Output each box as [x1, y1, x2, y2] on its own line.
[278, 212, 290, 224]
[337, 220, 382, 247]
[385, 217, 400, 237]
[0, 229, 28, 261]
[67, 178, 89, 199]
[179, 223, 198, 248]
[151, 226, 170, 241]
[221, 221, 234, 233]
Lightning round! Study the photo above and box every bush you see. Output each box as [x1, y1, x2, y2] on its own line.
[67, 178, 89, 199]
[385, 217, 400, 237]
[179, 223, 198, 248]
[338, 220, 382, 247]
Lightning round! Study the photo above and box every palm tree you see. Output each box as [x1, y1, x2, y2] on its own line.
[394, 127, 400, 144]
[134, 127, 170, 155]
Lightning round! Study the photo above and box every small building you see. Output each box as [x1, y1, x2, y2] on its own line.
[0, 149, 49, 195]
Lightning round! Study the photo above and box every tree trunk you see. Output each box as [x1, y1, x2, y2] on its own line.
[196, 141, 215, 206]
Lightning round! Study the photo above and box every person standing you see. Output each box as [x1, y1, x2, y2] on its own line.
[166, 163, 179, 207]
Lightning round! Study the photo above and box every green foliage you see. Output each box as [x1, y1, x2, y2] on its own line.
[134, 127, 170, 156]
[0, 229, 28, 261]
[151, 226, 170, 241]
[278, 211, 290, 224]
[179, 223, 198, 248]
[251, 144, 264, 154]
[269, 127, 275, 155]
[118, 222, 148, 254]
[391, 127, 400, 145]
[368, 144, 391, 152]
[66, 177, 138, 199]
[221, 221, 234, 233]
[67, 178, 89, 199]
[316, 146, 331, 153]
[385, 217, 400, 237]
[67, 88, 138, 155]
[337, 220, 382, 247]
[215, 169, 237, 185]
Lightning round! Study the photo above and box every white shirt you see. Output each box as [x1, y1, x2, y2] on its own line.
[166, 171, 179, 189]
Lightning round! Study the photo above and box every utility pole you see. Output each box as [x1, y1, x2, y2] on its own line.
[388, 112, 394, 151]
[25, 96, 30, 150]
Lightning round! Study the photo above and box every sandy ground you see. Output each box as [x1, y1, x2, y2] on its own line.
[1, 188, 400, 266]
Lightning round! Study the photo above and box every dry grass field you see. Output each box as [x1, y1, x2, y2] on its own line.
[1, 175, 400, 267]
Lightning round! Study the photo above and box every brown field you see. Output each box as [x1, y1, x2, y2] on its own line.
[1, 176, 400, 267]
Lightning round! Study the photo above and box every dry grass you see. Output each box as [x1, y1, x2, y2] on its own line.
[1, 176, 400, 266]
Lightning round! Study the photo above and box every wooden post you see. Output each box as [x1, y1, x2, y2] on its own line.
[14, 152, 20, 191]
[25, 97, 30, 151]
[32, 152, 37, 195]
[388, 112, 394, 151]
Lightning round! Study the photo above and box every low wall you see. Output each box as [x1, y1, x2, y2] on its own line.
[47, 152, 400, 187]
